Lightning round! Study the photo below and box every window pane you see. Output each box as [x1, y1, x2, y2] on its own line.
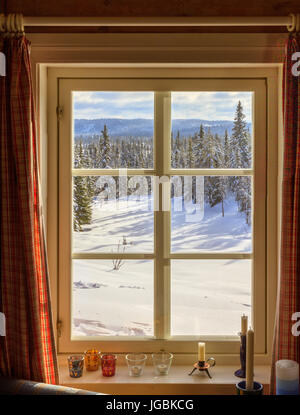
[171, 260, 251, 336]
[171, 92, 252, 169]
[73, 176, 154, 253]
[171, 176, 252, 253]
[73, 91, 154, 168]
[72, 260, 154, 338]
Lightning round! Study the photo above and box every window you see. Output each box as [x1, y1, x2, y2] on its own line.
[50, 69, 273, 358]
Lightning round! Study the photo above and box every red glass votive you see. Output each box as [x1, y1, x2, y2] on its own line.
[101, 354, 117, 377]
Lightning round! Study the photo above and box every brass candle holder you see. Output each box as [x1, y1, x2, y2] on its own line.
[188, 357, 216, 379]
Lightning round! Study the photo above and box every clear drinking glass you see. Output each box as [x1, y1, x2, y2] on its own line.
[152, 352, 173, 376]
[126, 353, 147, 377]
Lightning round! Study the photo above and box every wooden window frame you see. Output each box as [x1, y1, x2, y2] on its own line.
[46, 67, 278, 364]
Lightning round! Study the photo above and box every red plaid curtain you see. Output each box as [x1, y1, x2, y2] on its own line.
[0, 36, 58, 384]
[270, 34, 300, 394]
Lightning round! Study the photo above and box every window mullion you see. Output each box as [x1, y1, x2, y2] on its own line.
[154, 92, 171, 340]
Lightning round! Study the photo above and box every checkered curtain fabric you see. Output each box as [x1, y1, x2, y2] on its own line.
[270, 34, 300, 394]
[0, 36, 58, 384]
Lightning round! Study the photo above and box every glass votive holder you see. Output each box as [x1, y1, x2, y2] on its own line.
[68, 355, 84, 378]
[236, 380, 264, 395]
[101, 354, 117, 377]
[152, 352, 173, 376]
[84, 349, 101, 371]
[276, 360, 299, 395]
[126, 353, 147, 377]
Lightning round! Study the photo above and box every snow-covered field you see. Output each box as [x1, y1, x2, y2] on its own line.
[72, 195, 252, 338]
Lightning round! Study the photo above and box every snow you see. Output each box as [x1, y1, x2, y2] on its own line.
[72, 260, 153, 337]
[72, 195, 252, 338]
[171, 259, 251, 336]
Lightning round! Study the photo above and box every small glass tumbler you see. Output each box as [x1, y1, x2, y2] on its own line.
[152, 352, 173, 376]
[68, 355, 84, 378]
[84, 349, 101, 371]
[101, 354, 117, 377]
[126, 353, 147, 377]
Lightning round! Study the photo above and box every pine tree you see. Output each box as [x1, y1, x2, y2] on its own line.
[187, 138, 195, 168]
[172, 130, 181, 168]
[120, 140, 128, 168]
[230, 101, 252, 224]
[98, 124, 111, 168]
[200, 128, 214, 169]
[87, 142, 97, 168]
[139, 142, 146, 168]
[236, 176, 251, 225]
[73, 141, 93, 231]
[193, 124, 205, 168]
[73, 176, 93, 231]
[204, 133, 227, 216]
[224, 129, 230, 168]
[230, 101, 250, 172]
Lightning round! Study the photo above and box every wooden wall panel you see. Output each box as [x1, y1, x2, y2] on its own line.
[4, 0, 300, 17]
[3, 0, 300, 33]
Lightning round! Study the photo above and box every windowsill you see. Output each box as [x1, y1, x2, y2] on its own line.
[59, 358, 271, 395]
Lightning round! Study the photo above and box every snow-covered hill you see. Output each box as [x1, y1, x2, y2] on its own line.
[74, 118, 252, 138]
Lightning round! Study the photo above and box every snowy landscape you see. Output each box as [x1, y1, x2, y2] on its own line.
[72, 195, 252, 337]
[71, 91, 253, 338]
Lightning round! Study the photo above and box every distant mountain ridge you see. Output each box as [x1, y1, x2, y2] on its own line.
[74, 118, 252, 138]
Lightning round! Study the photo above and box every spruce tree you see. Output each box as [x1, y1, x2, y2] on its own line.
[172, 131, 181, 168]
[230, 101, 252, 224]
[236, 176, 251, 225]
[205, 133, 226, 216]
[224, 129, 230, 168]
[73, 176, 93, 231]
[121, 140, 127, 167]
[193, 124, 205, 168]
[187, 138, 195, 168]
[99, 124, 111, 168]
[73, 141, 93, 231]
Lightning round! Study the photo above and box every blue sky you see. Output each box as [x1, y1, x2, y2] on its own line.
[73, 91, 252, 121]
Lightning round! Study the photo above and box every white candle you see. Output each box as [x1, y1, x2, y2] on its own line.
[198, 342, 205, 362]
[157, 364, 168, 374]
[241, 314, 248, 336]
[246, 327, 254, 390]
[130, 365, 143, 376]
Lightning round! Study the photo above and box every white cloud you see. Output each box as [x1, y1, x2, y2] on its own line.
[171, 92, 252, 121]
[73, 91, 252, 121]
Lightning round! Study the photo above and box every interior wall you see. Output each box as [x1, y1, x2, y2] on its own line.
[5, 0, 300, 16]
[3, 0, 300, 33]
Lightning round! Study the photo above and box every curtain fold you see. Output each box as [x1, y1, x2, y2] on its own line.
[0, 35, 58, 384]
[270, 34, 300, 394]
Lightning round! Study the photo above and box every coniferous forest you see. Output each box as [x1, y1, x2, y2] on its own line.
[72, 97, 253, 338]
[73, 100, 252, 231]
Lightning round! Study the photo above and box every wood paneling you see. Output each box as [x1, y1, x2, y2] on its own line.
[5, 0, 300, 17]
[3, 0, 300, 32]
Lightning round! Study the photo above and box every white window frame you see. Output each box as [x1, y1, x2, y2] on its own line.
[46, 67, 278, 364]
